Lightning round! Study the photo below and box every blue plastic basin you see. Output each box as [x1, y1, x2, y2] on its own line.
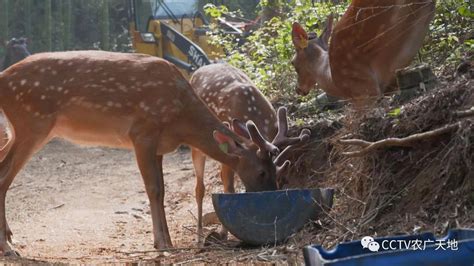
[304, 228, 474, 266]
[212, 188, 334, 245]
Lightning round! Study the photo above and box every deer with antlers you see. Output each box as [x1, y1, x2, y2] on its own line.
[291, 0, 436, 105]
[0, 51, 286, 255]
[190, 63, 310, 243]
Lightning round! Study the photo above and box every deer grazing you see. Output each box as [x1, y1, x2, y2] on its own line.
[291, 0, 436, 105]
[1, 38, 30, 71]
[0, 51, 284, 256]
[190, 63, 310, 243]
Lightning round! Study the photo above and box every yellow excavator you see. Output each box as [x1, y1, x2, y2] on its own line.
[128, 0, 257, 75]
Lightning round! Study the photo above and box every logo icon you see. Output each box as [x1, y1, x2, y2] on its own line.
[361, 236, 380, 252]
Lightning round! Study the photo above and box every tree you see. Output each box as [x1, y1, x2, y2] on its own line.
[44, 0, 52, 51]
[0, 0, 9, 43]
[100, 0, 110, 50]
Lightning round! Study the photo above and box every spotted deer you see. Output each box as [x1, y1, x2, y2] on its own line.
[190, 63, 310, 244]
[0, 51, 284, 255]
[291, 0, 436, 105]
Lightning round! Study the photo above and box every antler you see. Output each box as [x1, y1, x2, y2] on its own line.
[272, 107, 311, 148]
[246, 120, 280, 159]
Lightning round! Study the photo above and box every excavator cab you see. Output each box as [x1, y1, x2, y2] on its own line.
[128, 0, 257, 75]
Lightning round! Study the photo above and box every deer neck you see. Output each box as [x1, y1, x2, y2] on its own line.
[181, 103, 240, 169]
[315, 51, 338, 96]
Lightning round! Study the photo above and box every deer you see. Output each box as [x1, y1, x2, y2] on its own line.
[0, 51, 286, 256]
[190, 63, 310, 244]
[291, 0, 436, 106]
[1, 38, 31, 71]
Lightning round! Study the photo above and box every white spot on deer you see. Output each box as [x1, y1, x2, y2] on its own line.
[34, 112, 40, 117]
[157, 81, 164, 85]
[85, 69, 91, 73]
[108, 77, 115, 81]
[251, 96, 256, 102]
[64, 89, 69, 94]
[216, 82, 221, 87]
[34, 81, 40, 87]
[15, 95, 20, 101]
[244, 91, 249, 95]
[12, 86, 17, 91]
[264, 119, 270, 125]
[244, 115, 249, 120]
[52, 70, 58, 75]
[248, 107, 252, 112]
[57, 86, 63, 92]
[20, 79, 27, 86]
[58, 60, 64, 65]
[25, 105, 31, 112]
[40, 95, 46, 100]
[67, 62, 73, 66]
[69, 78, 75, 82]
[107, 101, 114, 107]
[264, 126, 269, 133]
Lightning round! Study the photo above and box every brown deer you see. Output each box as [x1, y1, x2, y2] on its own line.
[190, 63, 310, 244]
[0, 51, 284, 256]
[291, 0, 436, 105]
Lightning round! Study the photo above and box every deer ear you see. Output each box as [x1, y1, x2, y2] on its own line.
[213, 130, 239, 155]
[292, 22, 309, 50]
[320, 14, 334, 48]
[232, 119, 251, 139]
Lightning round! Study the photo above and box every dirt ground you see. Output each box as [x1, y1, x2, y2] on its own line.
[3, 139, 252, 264]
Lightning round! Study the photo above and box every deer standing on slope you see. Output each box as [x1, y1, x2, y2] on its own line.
[190, 63, 310, 244]
[291, 0, 436, 105]
[0, 51, 283, 256]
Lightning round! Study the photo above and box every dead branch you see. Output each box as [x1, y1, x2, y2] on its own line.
[455, 107, 474, 118]
[339, 122, 461, 157]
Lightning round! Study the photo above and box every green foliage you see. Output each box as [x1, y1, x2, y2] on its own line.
[423, 0, 473, 71]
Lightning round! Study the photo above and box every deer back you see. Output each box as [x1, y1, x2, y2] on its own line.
[191, 63, 278, 139]
[329, 0, 436, 96]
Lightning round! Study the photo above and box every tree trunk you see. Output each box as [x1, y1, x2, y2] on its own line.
[64, 0, 73, 50]
[57, 0, 64, 51]
[100, 0, 110, 50]
[25, 0, 32, 48]
[44, 0, 52, 51]
[0, 0, 9, 43]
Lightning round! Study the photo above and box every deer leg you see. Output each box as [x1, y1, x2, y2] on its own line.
[0, 130, 50, 256]
[132, 135, 172, 249]
[191, 148, 206, 246]
[217, 164, 235, 240]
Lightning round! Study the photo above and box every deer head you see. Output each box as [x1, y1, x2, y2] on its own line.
[291, 15, 334, 96]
